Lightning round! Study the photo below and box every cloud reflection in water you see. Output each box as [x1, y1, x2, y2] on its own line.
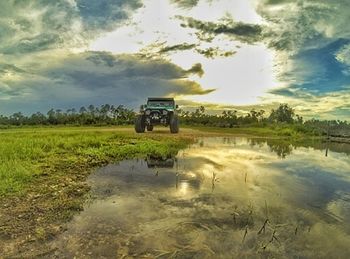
[52, 137, 350, 258]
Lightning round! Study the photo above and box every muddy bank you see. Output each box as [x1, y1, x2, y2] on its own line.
[0, 162, 92, 257]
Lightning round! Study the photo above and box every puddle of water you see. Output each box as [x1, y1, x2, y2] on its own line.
[52, 137, 350, 258]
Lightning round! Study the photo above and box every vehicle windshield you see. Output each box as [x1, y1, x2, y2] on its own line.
[147, 100, 174, 107]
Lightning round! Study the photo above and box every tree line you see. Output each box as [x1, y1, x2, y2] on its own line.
[0, 103, 348, 137]
[178, 104, 349, 136]
[178, 103, 299, 126]
[0, 104, 135, 126]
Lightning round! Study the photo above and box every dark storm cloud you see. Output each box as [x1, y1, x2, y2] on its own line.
[0, 85, 26, 97]
[195, 47, 236, 59]
[256, 0, 350, 54]
[268, 88, 297, 98]
[0, 0, 143, 55]
[170, 0, 199, 9]
[2, 34, 63, 55]
[0, 51, 214, 114]
[83, 51, 205, 79]
[76, 0, 143, 32]
[53, 51, 209, 90]
[86, 51, 117, 67]
[0, 64, 26, 74]
[257, 1, 336, 53]
[139, 41, 236, 59]
[260, 0, 294, 5]
[159, 43, 197, 54]
[177, 16, 263, 44]
[0, 0, 79, 55]
[157, 43, 236, 59]
[186, 63, 204, 77]
[138, 42, 198, 59]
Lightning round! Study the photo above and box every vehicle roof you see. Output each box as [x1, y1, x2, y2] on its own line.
[147, 97, 174, 101]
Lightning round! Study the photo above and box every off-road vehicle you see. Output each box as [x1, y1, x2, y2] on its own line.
[146, 155, 175, 168]
[135, 97, 179, 133]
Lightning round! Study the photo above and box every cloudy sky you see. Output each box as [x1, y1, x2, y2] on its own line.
[0, 0, 349, 119]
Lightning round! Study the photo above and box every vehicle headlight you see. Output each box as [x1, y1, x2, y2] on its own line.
[145, 110, 151, 115]
[163, 110, 168, 115]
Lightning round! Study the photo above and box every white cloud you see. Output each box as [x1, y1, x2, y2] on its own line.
[336, 43, 350, 66]
[90, 0, 277, 107]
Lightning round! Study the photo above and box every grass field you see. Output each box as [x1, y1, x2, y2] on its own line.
[0, 126, 194, 197]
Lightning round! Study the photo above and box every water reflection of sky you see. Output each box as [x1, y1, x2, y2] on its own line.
[52, 137, 350, 258]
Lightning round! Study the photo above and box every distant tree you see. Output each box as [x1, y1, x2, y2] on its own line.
[249, 109, 258, 123]
[79, 106, 87, 114]
[88, 105, 95, 114]
[221, 110, 238, 127]
[29, 112, 46, 125]
[100, 104, 111, 122]
[193, 106, 205, 118]
[269, 104, 295, 123]
[0, 115, 9, 125]
[296, 114, 303, 124]
[257, 110, 265, 122]
[47, 109, 56, 124]
[10, 112, 25, 125]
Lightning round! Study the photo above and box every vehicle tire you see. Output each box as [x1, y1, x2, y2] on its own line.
[135, 115, 145, 133]
[170, 114, 179, 134]
[147, 125, 154, 131]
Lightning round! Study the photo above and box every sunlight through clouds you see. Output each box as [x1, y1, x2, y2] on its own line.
[90, 0, 278, 106]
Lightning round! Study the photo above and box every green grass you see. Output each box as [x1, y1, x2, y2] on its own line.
[0, 127, 192, 196]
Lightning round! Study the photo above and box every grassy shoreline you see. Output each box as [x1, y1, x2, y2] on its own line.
[184, 124, 322, 138]
[0, 127, 193, 196]
[189, 125, 350, 143]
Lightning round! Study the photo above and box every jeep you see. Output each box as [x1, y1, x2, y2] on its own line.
[134, 97, 179, 133]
